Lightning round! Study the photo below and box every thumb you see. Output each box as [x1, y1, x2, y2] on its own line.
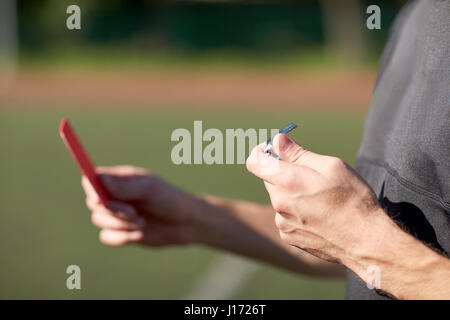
[272, 134, 323, 170]
[98, 173, 151, 202]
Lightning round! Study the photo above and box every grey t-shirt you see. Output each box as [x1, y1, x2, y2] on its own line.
[347, 0, 450, 299]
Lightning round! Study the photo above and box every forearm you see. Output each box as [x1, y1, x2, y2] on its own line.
[344, 209, 450, 299]
[192, 195, 345, 278]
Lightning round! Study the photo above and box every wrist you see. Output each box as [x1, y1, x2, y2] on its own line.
[190, 194, 244, 248]
[341, 208, 395, 277]
[188, 194, 221, 245]
[343, 208, 450, 299]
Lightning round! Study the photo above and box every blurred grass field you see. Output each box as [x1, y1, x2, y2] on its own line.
[0, 106, 366, 299]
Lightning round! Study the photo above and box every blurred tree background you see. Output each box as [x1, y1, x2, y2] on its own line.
[13, 0, 407, 66]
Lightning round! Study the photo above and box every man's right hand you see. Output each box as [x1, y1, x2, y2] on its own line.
[82, 165, 201, 247]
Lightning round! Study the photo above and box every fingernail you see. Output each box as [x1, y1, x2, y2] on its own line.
[274, 134, 292, 153]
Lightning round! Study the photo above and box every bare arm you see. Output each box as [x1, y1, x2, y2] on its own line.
[194, 195, 345, 277]
[82, 166, 344, 279]
[345, 210, 450, 299]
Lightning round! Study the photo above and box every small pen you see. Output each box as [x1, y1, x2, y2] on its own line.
[264, 123, 298, 160]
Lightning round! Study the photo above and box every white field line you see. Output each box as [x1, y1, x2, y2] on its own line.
[183, 254, 259, 300]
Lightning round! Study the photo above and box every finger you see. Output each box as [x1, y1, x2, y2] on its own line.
[84, 172, 140, 220]
[97, 170, 154, 202]
[246, 145, 316, 186]
[91, 208, 145, 230]
[246, 144, 287, 183]
[86, 196, 99, 211]
[263, 181, 282, 211]
[107, 200, 138, 221]
[263, 181, 279, 200]
[96, 165, 149, 176]
[99, 229, 144, 246]
[275, 212, 293, 233]
[85, 197, 138, 220]
[82, 176, 100, 204]
[264, 182, 296, 215]
[272, 134, 326, 171]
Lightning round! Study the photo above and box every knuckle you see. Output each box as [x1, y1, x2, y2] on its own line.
[274, 213, 283, 229]
[281, 174, 296, 190]
[85, 197, 97, 210]
[85, 198, 92, 209]
[98, 230, 111, 245]
[81, 176, 86, 188]
[90, 212, 103, 228]
[271, 197, 285, 213]
[290, 147, 308, 164]
[279, 230, 290, 243]
[246, 147, 258, 170]
[274, 213, 288, 232]
[327, 157, 345, 171]
[245, 157, 253, 172]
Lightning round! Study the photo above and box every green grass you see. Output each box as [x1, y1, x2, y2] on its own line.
[0, 107, 366, 299]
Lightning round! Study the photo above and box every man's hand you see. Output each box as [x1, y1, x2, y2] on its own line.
[82, 166, 201, 247]
[246, 133, 383, 264]
[246, 134, 450, 299]
[81, 165, 345, 278]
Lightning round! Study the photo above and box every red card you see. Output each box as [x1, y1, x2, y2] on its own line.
[59, 118, 110, 206]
